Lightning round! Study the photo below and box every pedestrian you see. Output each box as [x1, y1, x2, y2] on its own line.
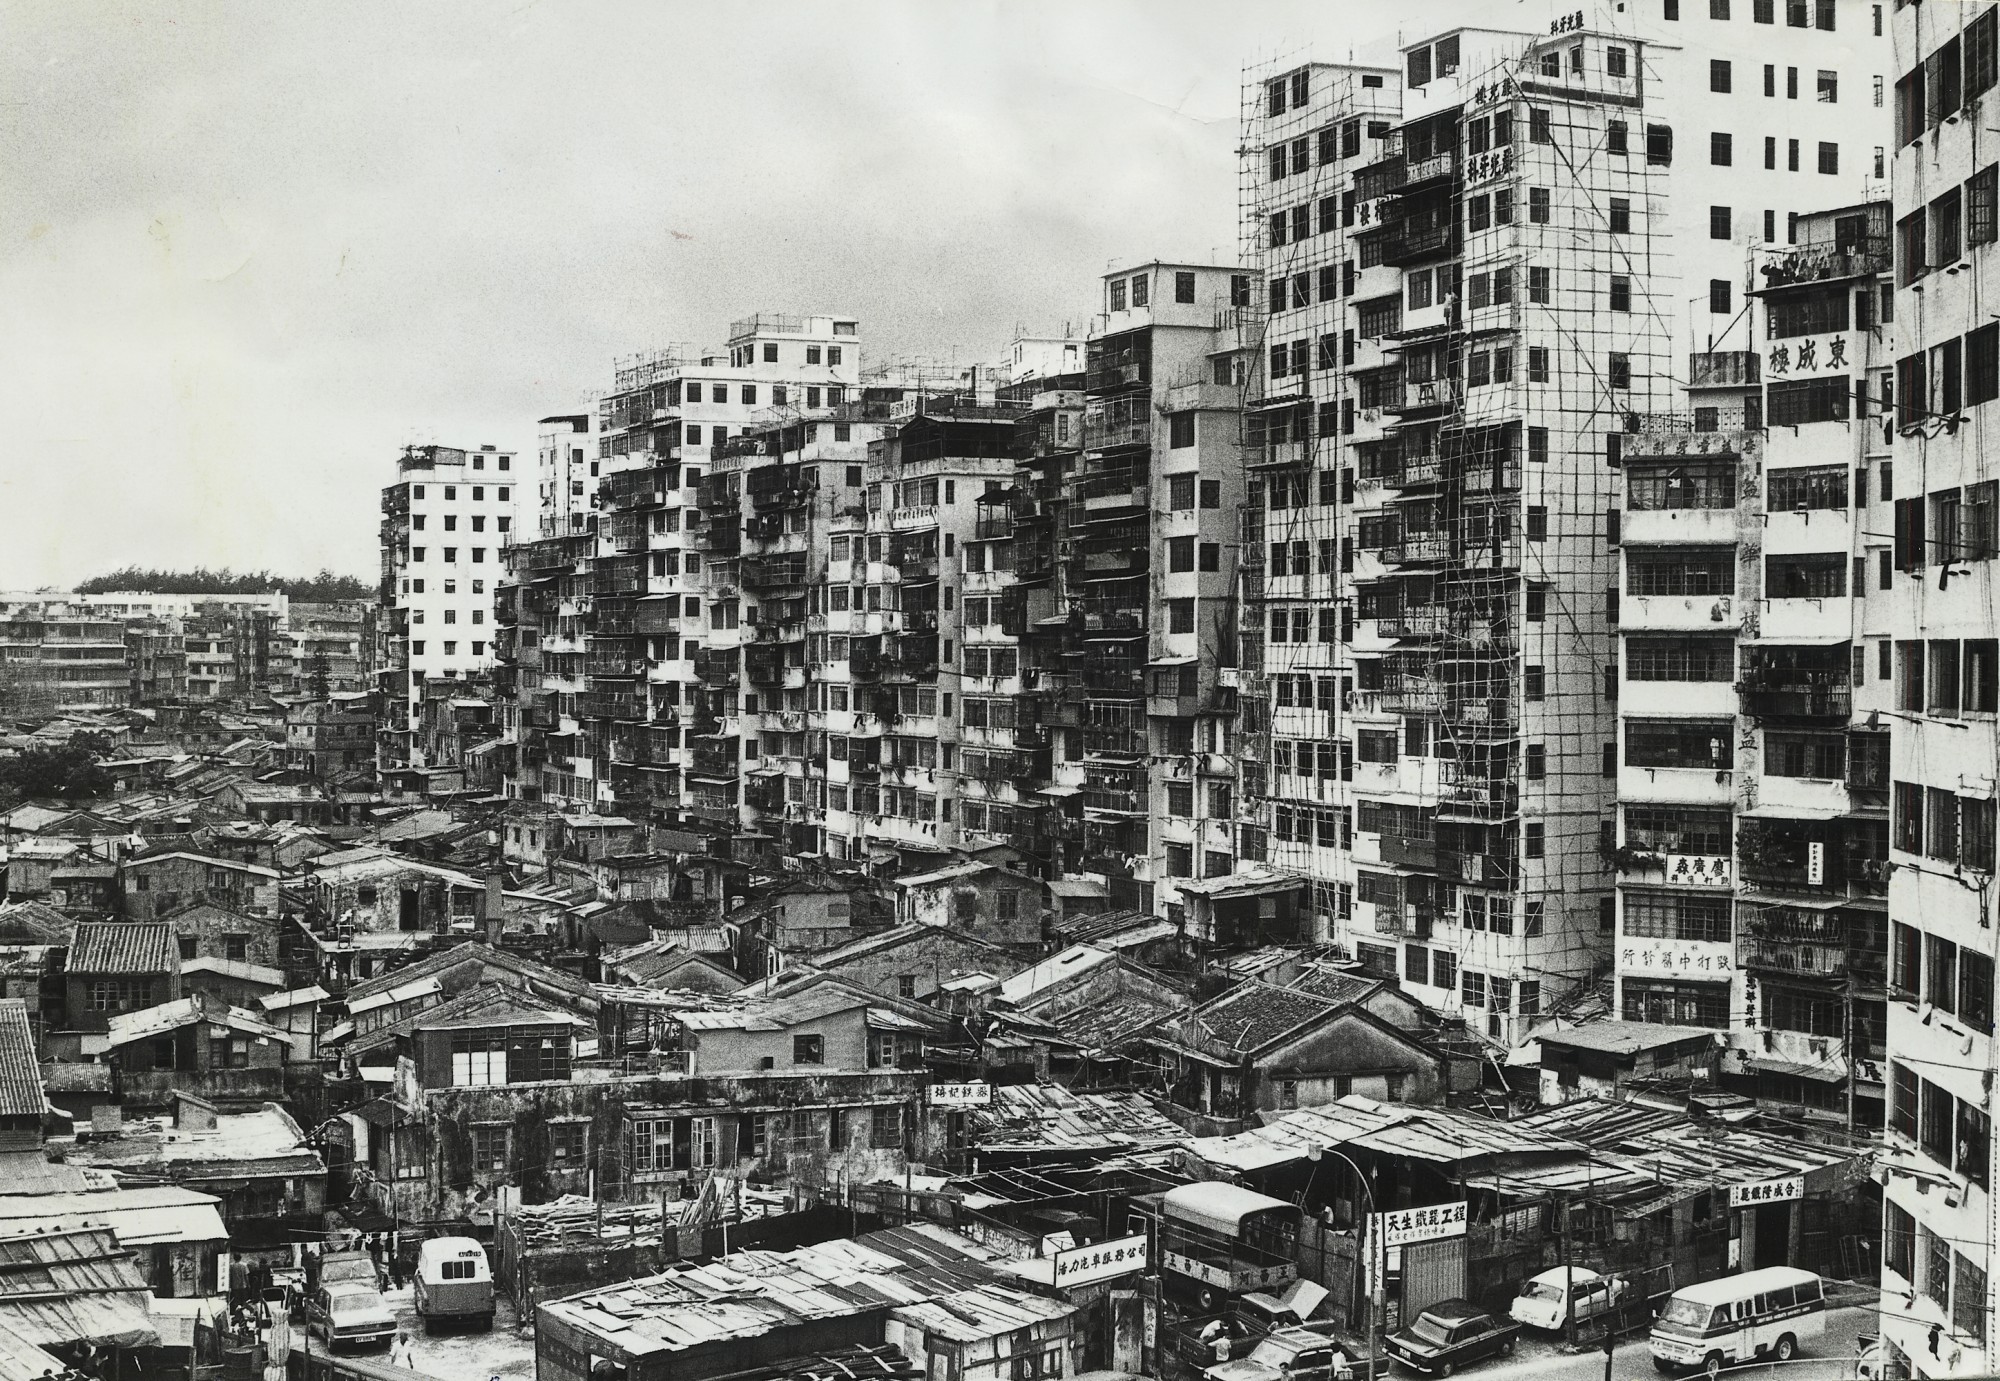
[389, 1332, 416, 1370]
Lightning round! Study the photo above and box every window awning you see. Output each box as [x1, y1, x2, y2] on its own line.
[1036, 785, 1083, 798]
[1737, 802, 1851, 820]
[1743, 634, 1852, 647]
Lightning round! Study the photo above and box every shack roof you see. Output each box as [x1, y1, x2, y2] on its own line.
[1189, 1094, 1581, 1175]
[888, 1284, 1074, 1343]
[1536, 1021, 1720, 1058]
[98, 996, 287, 1049]
[0, 1004, 40, 1123]
[66, 922, 178, 975]
[538, 1225, 1002, 1360]
[0, 1223, 158, 1348]
[968, 1083, 1186, 1154]
[995, 944, 1117, 1005]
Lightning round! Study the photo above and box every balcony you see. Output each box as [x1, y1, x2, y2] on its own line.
[699, 521, 741, 556]
[690, 739, 741, 779]
[1379, 834, 1438, 870]
[1739, 682, 1852, 722]
[1751, 236, 1892, 292]
[1375, 221, 1453, 266]
[1736, 905, 1887, 989]
[1737, 818, 1889, 897]
[747, 464, 807, 510]
[693, 648, 739, 684]
[578, 691, 646, 722]
[741, 555, 807, 589]
[1375, 608, 1448, 638]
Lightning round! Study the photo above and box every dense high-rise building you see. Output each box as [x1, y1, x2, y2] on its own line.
[496, 317, 863, 830]
[1238, 4, 1890, 1042]
[1614, 200, 1893, 1128]
[1879, 3, 2000, 1375]
[378, 443, 520, 772]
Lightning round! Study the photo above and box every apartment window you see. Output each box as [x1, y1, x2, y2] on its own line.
[1710, 131, 1732, 166]
[1609, 353, 1632, 389]
[1526, 823, 1545, 859]
[1131, 273, 1149, 307]
[1709, 279, 1731, 315]
[1529, 267, 1551, 304]
[1817, 141, 1839, 175]
[1528, 347, 1550, 382]
[1711, 59, 1732, 92]
[1607, 45, 1628, 78]
[1609, 274, 1631, 311]
[1530, 107, 1551, 143]
[1816, 68, 1838, 103]
[1709, 205, 1730, 239]
[1609, 197, 1630, 233]
[1646, 123, 1673, 165]
[792, 1034, 824, 1065]
[1607, 120, 1628, 156]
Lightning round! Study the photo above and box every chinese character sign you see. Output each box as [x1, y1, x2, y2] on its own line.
[1373, 1200, 1469, 1249]
[1727, 1176, 1804, 1208]
[1053, 1234, 1150, 1288]
[1618, 938, 1732, 977]
[929, 1082, 992, 1107]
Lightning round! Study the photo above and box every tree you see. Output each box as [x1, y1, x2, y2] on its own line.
[0, 734, 115, 801]
[73, 567, 370, 601]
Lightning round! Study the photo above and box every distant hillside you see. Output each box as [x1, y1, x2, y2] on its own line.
[74, 567, 371, 602]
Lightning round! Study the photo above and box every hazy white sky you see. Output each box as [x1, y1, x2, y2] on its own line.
[0, 0, 1512, 590]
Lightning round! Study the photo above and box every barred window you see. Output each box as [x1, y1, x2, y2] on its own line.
[1623, 978, 1729, 1028]
[1626, 547, 1734, 595]
[1627, 460, 1736, 510]
[1625, 719, 1734, 769]
[1767, 465, 1850, 511]
[1623, 890, 1731, 942]
[1767, 377, 1851, 427]
[1626, 635, 1735, 682]
[1624, 804, 1733, 854]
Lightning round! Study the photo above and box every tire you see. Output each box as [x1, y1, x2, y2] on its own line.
[1438, 1364, 1454, 1379]
[1704, 1352, 1725, 1378]
[1774, 1336, 1796, 1363]
[1500, 1338, 1516, 1356]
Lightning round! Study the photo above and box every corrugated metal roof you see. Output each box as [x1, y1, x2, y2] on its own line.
[0, 1224, 158, 1347]
[539, 1226, 1003, 1359]
[0, 1003, 42, 1121]
[66, 922, 178, 975]
[969, 1084, 1186, 1154]
[1190, 1095, 1582, 1174]
[888, 1284, 1074, 1342]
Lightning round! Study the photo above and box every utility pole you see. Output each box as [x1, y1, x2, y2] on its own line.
[1560, 1193, 1577, 1352]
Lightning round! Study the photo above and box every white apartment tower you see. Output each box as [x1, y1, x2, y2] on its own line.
[1240, 0, 1889, 1041]
[1879, 2, 2000, 1376]
[378, 443, 519, 769]
[1614, 201, 1893, 1130]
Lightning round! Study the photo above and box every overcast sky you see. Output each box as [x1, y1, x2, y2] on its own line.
[0, 0, 1513, 591]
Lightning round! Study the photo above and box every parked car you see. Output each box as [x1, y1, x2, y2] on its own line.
[1206, 1324, 1386, 1381]
[1510, 1267, 1627, 1332]
[306, 1280, 396, 1352]
[1384, 1300, 1521, 1377]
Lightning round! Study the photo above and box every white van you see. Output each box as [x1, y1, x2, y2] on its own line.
[414, 1236, 494, 1333]
[1649, 1267, 1827, 1375]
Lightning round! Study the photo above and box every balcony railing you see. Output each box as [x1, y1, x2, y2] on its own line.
[1740, 683, 1852, 722]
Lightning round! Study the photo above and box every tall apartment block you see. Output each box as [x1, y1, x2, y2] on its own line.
[537, 413, 597, 540]
[496, 317, 862, 831]
[1879, 3, 2000, 1375]
[378, 443, 519, 772]
[1615, 202, 1893, 1131]
[1060, 263, 1254, 920]
[1240, 4, 1889, 1041]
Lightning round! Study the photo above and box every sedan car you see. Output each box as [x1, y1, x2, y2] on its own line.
[1384, 1300, 1521, 1377]
[306, 1281, 396, 1352]
[1205, 1324, 1386, 1381]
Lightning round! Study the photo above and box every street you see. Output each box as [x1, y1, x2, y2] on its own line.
[383, 1284, 535, 1381]
[1450, 1305, 1876, 1381]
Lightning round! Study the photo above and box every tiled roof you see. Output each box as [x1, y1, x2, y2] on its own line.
[1160, 980, 1341, 1057]
[0, 1004, 41, 1120]
[66, 922, 178, 976]
[1289, 966, 1386, 1006]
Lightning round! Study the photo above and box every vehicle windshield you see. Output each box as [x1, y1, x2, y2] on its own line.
[1519, 1281, 1563, 1302]
[1659, 1299, 1713, 1330]
[1412, 1317, 1455, 1346]
[1245, 1339, 1300, 1368]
